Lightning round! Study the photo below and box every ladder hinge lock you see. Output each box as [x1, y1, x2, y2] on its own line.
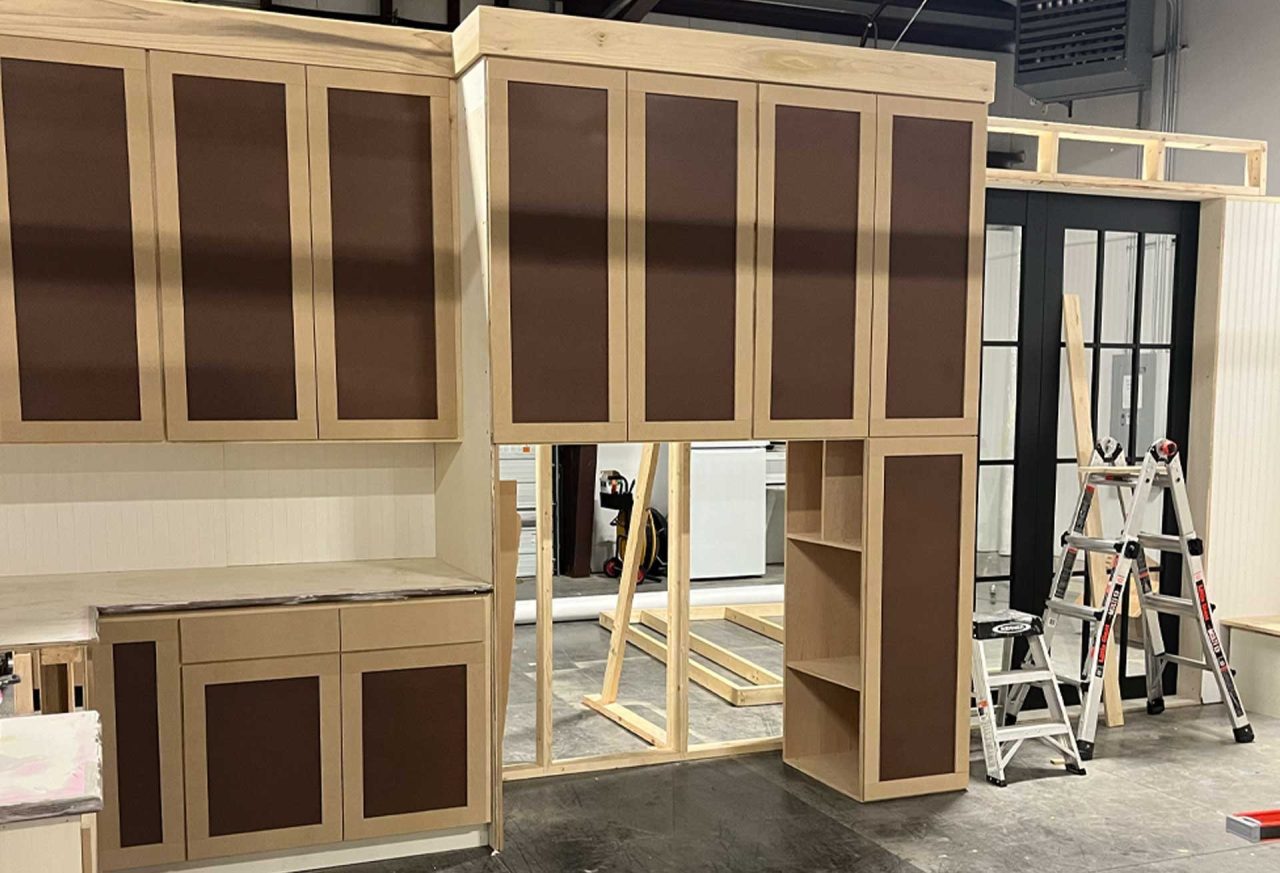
[1123, 541, 1140, 558]
[1189, 538, 1204, 556]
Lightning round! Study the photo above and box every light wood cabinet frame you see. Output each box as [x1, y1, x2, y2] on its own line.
[861, 436, 975, 800]
[307, 66, 459, 440]
[150, 51, 318, 441]
[869, 96, 984, 438]
[0, 36, 163, 442]
[485, 58, 628, 444]
[340, 641, 491, 840]
[181, 653, 343, 859]
[626, 71, 757, 442]
[754, 85, 874, 439]
[90, 618, 185, 871]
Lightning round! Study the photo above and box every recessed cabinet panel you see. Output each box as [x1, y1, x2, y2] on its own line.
[863, 437, 974, 799]
[871, 97, 983, 437]
[309, 68, 457, 439]
[755, 86, 874, 439]
[151, 52, 316, 441]
[628, 72, 756, 441]
[91, 618, 185, 872]
[0, 37, 162, 442]
[488, 59, 626, 443]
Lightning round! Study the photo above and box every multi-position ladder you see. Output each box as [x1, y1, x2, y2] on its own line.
[1006, 437, 1254, 760]
[972, 610, 1085, 786]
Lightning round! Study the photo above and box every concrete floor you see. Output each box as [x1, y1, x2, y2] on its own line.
[326, 705, 1280, 873]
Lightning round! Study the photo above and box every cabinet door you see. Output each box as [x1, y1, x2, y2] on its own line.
[862, 436, 975, 800]
[487, 59, 626, 444]
[151, 52, 317, 441]
[182, 654, 342, 860]
[90, 618, 185, 871]
[341, 642, 490, 840]
[308, 68, 458, 440]
[628, 72, 756, 441]
[755, 86, 874, 439]
[0, 37, 162, 442]
[870, 97, 984, 437]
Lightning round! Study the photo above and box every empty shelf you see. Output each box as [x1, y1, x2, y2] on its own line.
[786, 532, 862, 552]
[788, 657, 862, 691]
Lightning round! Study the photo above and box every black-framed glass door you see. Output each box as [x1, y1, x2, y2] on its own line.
[979, 190, 1199, 701]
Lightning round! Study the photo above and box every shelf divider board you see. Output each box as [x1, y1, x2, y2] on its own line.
[785, 440, 823, 537]
[788, 656, 861, 691]
[785, 532, 861, 552]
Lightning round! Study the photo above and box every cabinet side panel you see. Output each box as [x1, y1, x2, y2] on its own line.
[112, 641, 164, 848]
[2, 58, 141, 422]
[879, 454, 961, 780]
[884, 116, 971, 420]
[643, 92, 738, 423]
[361, 664, 469, 817]
[173, 74, 298, 422]
[328, 88, 437, 421]
[506, 81, 611, 424]
[770, 105, 859, 421]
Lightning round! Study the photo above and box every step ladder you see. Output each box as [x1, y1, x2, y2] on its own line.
[972, 610, 1085, 786]
[1006, 437, 1254, 760]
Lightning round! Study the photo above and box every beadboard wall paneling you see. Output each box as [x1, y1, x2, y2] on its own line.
[0, 443, 435, 577]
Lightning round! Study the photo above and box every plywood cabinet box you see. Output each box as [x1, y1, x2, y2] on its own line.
[90, 597, 491, 870]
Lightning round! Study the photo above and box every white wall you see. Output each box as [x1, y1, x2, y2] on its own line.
[0, 443, 436, 577]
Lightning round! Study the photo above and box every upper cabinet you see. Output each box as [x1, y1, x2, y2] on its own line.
[151, 52, 317, 441]
[627, 73, 756, 442]
[485, 59, 627, 445]
[754, 85, 874, 440]
[307, 68, 458, 440]
[870, 96, 984, 437]
[0, 37, 163, 442]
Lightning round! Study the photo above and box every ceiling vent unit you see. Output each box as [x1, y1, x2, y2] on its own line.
[1015, 0, 1154, 103]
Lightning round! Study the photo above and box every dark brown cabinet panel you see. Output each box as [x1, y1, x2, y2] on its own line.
[487, 59, 626, 444]
[871, 97, 984, 437]
[151, 52, 317, 441]
[0, 37, 163, 442]
[341, 642, 490, 839]
[863, 437, 974, 798]
[755, 85, 874, 439]
[182, 654, 342, 859]
[91, 618, 185, 871]
[627, 72, 756, 441]
[308, 68, 457, 440]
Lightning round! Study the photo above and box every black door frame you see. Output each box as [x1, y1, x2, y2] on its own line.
[985, 190, 1199, 702]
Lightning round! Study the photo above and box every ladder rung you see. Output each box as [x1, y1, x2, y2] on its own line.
[1083, 469, 1172, 488]
[1137, 533, 1184, 552]
[1053, 672, 1084, 688]
[986, 668, 1055, 687]
[1063, 534, 1120, 553]
[1047, 600, 1104, 622]
[997, 722, 1074, 742]
[1162, 653, 1210, 670]
[1144, 593, 1197, 615]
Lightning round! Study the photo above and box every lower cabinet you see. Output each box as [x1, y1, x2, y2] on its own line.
[182, 654, 343, 860]
[92, 596, 491, 870]
[341, 643, 489, 839]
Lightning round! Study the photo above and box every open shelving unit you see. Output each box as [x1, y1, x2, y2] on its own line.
[782, 439, 866, 800]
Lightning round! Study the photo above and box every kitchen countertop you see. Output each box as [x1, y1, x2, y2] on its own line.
[0, 558, 491, 649]
[0, 711, 103, 825]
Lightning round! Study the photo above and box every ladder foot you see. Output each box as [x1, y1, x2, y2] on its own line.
[1076, 740, 1094, 761]
[986, 776, 1007, 788]
[1065, 762, 1087, 776]
[1234, 724, 1256, 744]
[1146, 697, 1165, 716]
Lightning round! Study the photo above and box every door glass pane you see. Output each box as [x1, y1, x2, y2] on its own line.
[1095, 349, 1133, 451]
[1100, 231, 1139, 344]
[1056, 346, 1094, 459]
[980, 347, 1017, 461]
[976, 464, 1014, 578]
[1052, 461, 1083, 559]
[1142, 234, 1177, 344]
[984, 224, 1021, 341]
[1062, 228, 1098, 340]
[1133, 348, 1171, 453]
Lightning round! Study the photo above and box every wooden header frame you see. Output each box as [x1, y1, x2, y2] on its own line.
[454, 6, 995, 104]
[988, 117, 1268, 200]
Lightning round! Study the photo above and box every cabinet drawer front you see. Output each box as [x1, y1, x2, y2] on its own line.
[340, 595, 486, 652]
[180, 607, 339, 663]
